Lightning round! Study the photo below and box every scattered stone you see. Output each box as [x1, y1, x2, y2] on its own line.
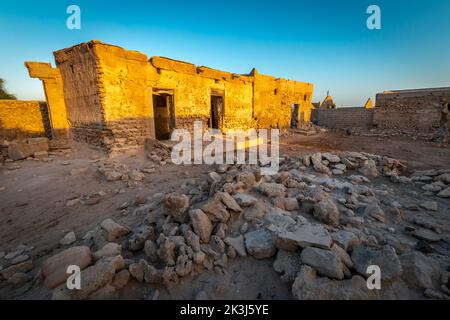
[419, 201, 438, 212]
[348, 175, 370, 183]
[273, 222, 332, 251]
[331, 230, 360, 251]
[214, 192, 243, 213]
[364, 202, 386, 223]
[11, 254, 30, 265]
[351, 245, 402, 281]
[244, 229, 276, 259]
[224, 235, 247, 257]
[358, 159, 379, 178]
[65, 198, 80, 207]
[60, 232, 76, 246]
[411, 228, 443, 243]
[313, 198, 340, 225]
[190, 209, 213, 243]
[437, 187, 450, 198]
[292, 266, 377, 300]
[164, 193, 189, 223]
[0, 260, 33, 280]
[144, 240, 159, 262]
[129, 170, 145, 181]
[128, 226, 154, 251]
[322, 152, 340, 163]
[300, 247, 345, 279]
[129, 259, 160, 284]
[273, 250, 302, 282]
[41, 246, 92, 289]
[201, 201, 230, 223]
[259, 183, 286, 198]
[93, 243, 122, 260]
[311, 153, 331, 175]
[100, 219, 130, 241]
[7, 272, 32, 287]
[400, 251, 441, 290]
[284, 198, 299, 211]
[233, 193, 257, 207]
[5, 249, 24, 260]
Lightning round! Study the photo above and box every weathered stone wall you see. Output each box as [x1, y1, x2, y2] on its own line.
[25, 62, 69, 139]
[53, 43, 105, 147]
[253, 69, 314, 129]
[311, 107, 374, 130]
[0, 100, 51, 140]
[374, 88, 450, 134]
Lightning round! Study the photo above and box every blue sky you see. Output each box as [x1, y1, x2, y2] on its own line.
[0, 0, 449, 106]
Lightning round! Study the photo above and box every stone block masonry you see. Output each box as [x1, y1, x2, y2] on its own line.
[311, 107, 374, 130]
[0, 100, 51, 140]
[374, 87, 450, 135]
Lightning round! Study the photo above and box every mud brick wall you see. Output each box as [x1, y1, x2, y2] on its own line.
[33, 40, 314, 153]
[311, 107, 374, 130]
[0, 100, 51, 140]
[374, 88, 450, 134]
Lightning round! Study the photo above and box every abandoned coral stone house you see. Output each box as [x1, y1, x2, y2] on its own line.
[23, 40, 314, 153]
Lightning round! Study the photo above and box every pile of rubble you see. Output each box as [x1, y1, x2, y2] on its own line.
[2, 150, 449, 300]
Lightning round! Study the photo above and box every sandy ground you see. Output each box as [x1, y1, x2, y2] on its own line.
[1, 130, 449, 299]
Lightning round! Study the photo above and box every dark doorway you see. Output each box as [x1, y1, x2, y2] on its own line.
[152, 89, 175, 140]
[210, 91, 224, 129]
[291, 104, 299, 128]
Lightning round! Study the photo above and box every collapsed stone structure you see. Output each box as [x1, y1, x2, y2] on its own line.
[22, 40, 314, 153]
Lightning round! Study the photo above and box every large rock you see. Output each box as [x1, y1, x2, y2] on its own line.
[437, 187, 450, 198]
[322, 153, 341, 163]
[100, 219, 130, 241]
[164, 193, 190, 223]
[400, 251, 441, 290]
[273, 223, 332, 251]
[313, 198, 340, 225]
[201, 201, 230, 223]
[0, 260, 33, 280]
[128, 226, 154, 251]
[311, 153, 331, 175]
[331, 230, 360, 251]
[8, 138, 49, 161]
[259, 183, 286, 198]
[189, 209, 213, 243]
[93, 243, 122, 260]
[52, 258, 118, 300]
[358, 159, 379, 178]
[273, 250, 302, 282]
[41, 246, 92, 289]
[244, 229, 276, 259]
[435, 173, 450, 184]
[419, 201, 438, 212]
[214, 192, 242, 213]
[351, 245, 402, 281]
[233, 193, 257, 207]
[129, 259, 161, 284]
[364, 202, 386, 223]
[292, 266, 378, 300]
[300, 247, 345, 279]
[224, 235, 247, 257]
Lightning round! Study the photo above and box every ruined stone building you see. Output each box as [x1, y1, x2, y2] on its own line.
[15, 40, 314, 153]
[373, 87, 450, 134]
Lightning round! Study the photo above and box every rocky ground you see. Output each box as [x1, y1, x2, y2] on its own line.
[0, 131, 449, 300]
